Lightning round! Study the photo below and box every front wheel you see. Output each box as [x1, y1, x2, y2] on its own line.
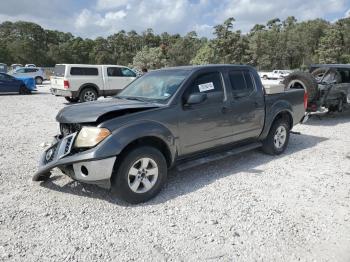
[19, 85, 29, 95]
[262, 118, 290, 155]
[112, 146, 167, 204]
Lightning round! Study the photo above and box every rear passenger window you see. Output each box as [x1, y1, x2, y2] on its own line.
[107, 67, 122, 77]
[25, 68, 38, 73]
[229, 70, 255, 98]
[70, 67, 98, 76]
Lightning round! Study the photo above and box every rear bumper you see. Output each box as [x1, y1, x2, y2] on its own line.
[51, 88, 73, 97]
[33, 133, 116, 188]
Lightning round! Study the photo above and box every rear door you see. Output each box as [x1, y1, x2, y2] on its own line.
[105, 67, 136, 93]
[226, 69, 265, 140]
[178, 71, 234, 155]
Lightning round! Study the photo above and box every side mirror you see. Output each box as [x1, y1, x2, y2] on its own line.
[186, 93, 207, 105]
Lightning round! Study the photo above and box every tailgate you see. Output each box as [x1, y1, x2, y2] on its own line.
[50, 76, 65, 90]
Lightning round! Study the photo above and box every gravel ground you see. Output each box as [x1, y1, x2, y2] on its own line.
[1, 86, 350, 262]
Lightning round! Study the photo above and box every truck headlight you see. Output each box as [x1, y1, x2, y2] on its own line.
[74, 127, 111, 148]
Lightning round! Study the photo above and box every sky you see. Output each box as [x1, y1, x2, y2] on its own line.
[0, 0, 349, 38]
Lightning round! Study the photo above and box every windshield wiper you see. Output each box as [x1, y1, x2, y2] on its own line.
[117, 96, 148, 103]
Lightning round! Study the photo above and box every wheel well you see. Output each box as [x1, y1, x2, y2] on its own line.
[273, 111, 293, 129]
[35, 76, 43, 79]
[79, 85, 99, 96]
[118, 136, 172, 168]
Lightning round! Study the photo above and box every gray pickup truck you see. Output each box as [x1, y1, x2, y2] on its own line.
[33, 65, 307, 203]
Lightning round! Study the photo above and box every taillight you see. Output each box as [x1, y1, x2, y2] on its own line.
[304, 91, 308, 110]
[64, 80, 69, 89]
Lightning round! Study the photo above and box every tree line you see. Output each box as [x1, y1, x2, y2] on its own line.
[0, 16, 349, 71]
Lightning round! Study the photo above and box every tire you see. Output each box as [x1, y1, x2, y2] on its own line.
[262, 118, 290, 155]
[19, 85, 29, 95]
[282, 72, 318, 102]
[79, 87, 98, 102]
[35, 77, 43, 85]
[65, 97, 79, 103]
[337, 98, 344, 112]
[263, 75, 268, 80]
[311, 67, 341, 84]
[111, 146, 167, 204]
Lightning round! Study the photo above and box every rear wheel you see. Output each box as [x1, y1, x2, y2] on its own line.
[111, 146, 167, 204]
[35, 77, 43, 85]
[262, 118, 290, 155]
[79, 88, 98, 102]
[337, 98, 344, 112]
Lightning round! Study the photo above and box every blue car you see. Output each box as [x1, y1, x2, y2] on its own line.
[0, 73, 35, 94]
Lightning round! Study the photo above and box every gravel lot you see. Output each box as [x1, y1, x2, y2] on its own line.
[1, 86, 350, 261]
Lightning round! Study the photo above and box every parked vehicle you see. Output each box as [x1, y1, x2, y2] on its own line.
[259, 70, 292, 80]
[50, 64, 137, 103]
[10, 67, 46, 85]
[25, 64, 36, 68]
[283, 64, 350, 112]
[10, 64, 23, 72]
[0, 63, 7, 73]
[33, 65, 307, 203]
[0, 73, 33, 94]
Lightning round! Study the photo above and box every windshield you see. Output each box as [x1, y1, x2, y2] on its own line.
[118, 69, 190, 102]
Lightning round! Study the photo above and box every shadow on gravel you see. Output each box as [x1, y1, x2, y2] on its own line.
[0, 92, 50, 96]
[39, 132, 329, 206]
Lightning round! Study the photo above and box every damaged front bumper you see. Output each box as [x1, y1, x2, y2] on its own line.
[33, 133, 116, 189]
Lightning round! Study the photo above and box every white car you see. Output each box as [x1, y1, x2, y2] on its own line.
[10, 67, 46, 84]
[50, 64, 137, 103]
[259, 70, 291, 80]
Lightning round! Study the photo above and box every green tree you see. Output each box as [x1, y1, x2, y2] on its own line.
[132, 47, 168, 69]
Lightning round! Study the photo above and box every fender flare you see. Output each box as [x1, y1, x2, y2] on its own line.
[77, 83, 101, 97]
[260, 100, 293, 140]
[93, 121, 177, 165]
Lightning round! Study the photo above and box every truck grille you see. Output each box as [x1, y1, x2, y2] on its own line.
[60, 123, 82, 137]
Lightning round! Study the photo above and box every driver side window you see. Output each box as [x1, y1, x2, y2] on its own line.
[184, 72, 224, 103]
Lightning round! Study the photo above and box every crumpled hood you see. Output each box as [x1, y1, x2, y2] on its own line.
[56, 98, 159, 123]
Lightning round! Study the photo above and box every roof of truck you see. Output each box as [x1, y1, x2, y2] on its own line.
[55, 64, 129, 67]
[154, 64, 255, 71]
[311, 64, 350, 69]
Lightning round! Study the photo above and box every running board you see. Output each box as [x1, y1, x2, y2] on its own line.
[176, 142, 262, 171]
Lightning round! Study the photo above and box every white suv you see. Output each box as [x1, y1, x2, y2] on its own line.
[50, 64, 137, 102]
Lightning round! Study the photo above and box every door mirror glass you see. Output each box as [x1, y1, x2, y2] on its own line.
[186, 93, 207, 105]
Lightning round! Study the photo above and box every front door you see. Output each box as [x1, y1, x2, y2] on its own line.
[178, 71, 234, 155]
